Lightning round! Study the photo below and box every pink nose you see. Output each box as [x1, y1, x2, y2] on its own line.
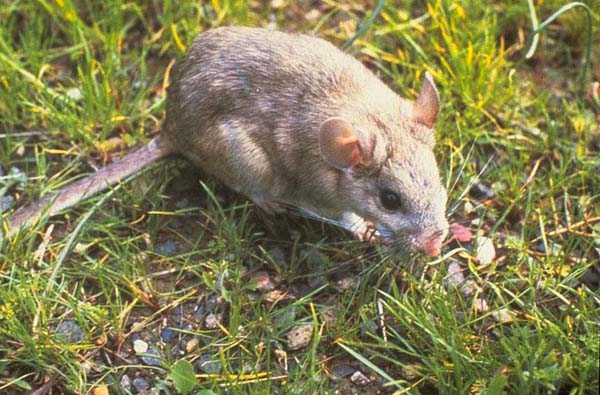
[422, 237, 443, 257]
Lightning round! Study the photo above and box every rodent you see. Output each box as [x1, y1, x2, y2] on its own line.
[4, 26, 449, 256]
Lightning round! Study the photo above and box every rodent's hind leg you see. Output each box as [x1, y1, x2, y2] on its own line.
[341, 212, 382, 244]
[250, 196, 287, 215]
[250, 196, 292, 241]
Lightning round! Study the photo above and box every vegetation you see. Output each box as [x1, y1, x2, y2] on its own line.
[1, 0, 598, 394]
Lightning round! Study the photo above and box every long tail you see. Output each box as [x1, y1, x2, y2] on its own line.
[4, 136, 171, 237]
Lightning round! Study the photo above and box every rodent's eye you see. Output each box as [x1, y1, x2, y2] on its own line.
[379, 189, 403, 211]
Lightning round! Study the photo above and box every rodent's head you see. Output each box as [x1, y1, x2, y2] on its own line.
[319, 73, 448, 256]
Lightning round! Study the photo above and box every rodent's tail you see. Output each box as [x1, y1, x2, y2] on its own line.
[4, 136, 172, 238]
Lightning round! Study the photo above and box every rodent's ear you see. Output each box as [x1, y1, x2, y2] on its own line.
[413, 72, 440, 128]
[319, 118, 372, 171]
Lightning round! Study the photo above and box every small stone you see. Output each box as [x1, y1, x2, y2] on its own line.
[73, 242, 89, 254]
[161, 327, 174, 342]
[154, 239, 179, 256]
[92, 385, 109, 395]
[205, 295, 220, 310]
[139, 348, 162, 366]
[321, 309, 336, 326]
[305, 9, 322, 21]
[445, 262, 464, 287]
[350, 371, 371, 386]
[492, 308, 514, 324]
[195, 354, 223, 374]
[175, 198, 190, 210]
[54, 320, 84, 344]
[331, 365, 355, 381]
[193, 304, 205, 323]
[132, 377, 150, 392]
[464, 200, 475, 214]
[264, 289, 289, 303]
[251, 271, 275, 291]
[185, 337, 199, 353]
[287, 324, 313, 351]
[133, 339, 148, 354]
[335, 276, 356, 290]
[274, 348, 287, 369]
[65, 87, 83, 101]
[460, 279, 479, 297]
[120, 374, 131, 391]
[204, 313, 223, 329]
[475, 298, 489, 312]
[476, 236, 496, 265]
[9, 166, 27, 188]
[0, 196, 14, 213]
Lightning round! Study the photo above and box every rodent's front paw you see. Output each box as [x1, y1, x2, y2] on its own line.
[353, 221, 383, 244]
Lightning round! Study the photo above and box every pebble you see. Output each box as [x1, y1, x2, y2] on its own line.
[65, 87, 83, 101]
[251, 271, 275, 291]
[335, 276, 356, 290]
[204, 313, 223, 329]
[460, 279, 479, 297]
[263, 289, 288, 303]
[139, 348, 162, 366]
[476, 236, 496, 265]
[175, 198, 190, 210]
[132, 377, 150, 392]
[193, 303, 205, 322]
[133, 339, 148, 354]
[287, 324, 313, 351]
[331, 365, 355, 381]
[160, 327, 174, 342]
[445, 262, 465, 287]
[54, 320, 84, 344]
[154, 239, 179, 256]
[320, 309, 336, 326]
[185, 337, 199, 353]
[195, 354, 223, 374]
[205, 295, 220, 311]
[492, 308, 514, 324]
[475, 298, 489, 312]
[0, 196, 14, 213]
[350, 371, 371, 386]
[120, 374, 131, 391]
[9, 166, 27, 188]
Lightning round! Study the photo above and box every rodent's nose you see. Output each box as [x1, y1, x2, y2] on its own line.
[422, 234, 444, 257]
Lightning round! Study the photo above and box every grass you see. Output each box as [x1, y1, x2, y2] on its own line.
[1, 0, 599, 394]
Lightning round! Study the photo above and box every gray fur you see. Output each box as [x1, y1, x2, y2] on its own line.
[7, 27, 448, 255]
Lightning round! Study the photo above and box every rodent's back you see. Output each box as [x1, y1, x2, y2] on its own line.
[162, 27, 403, 212]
